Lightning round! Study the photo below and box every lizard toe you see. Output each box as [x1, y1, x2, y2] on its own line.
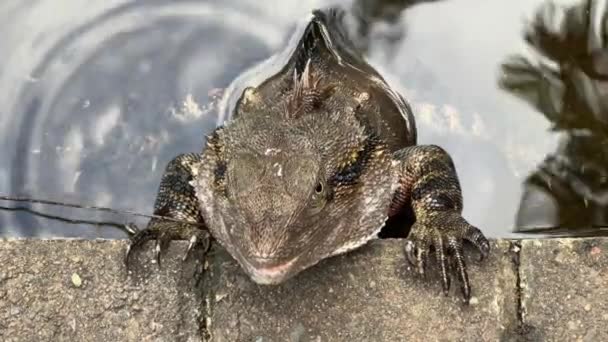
[433, 234, 450, 296]
[405, 212, 489, 302]
[183, 229, 212, 262]
[464, 225, 491, 261]
[447, 236, 470, 302]
[154, 231, 172, 269]
[125, 228, 158, 272]
[404, 227, 432, 278]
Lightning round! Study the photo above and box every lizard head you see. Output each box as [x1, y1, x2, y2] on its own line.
[193, 63, 399, 284]
[195, 107, 396, 285]
[192, 8, 407, 284]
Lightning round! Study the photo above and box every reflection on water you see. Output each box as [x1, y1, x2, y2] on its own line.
[500, 0, 608, 235]
[350, 0, 443, 57]
[0, 0, 291, 237]
[0, 0, 605, 238]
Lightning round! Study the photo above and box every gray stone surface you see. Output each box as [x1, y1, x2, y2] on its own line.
[520, 237, 608, 341]
[204, 239, 519, 342]
[3, 237, 607, 341]
[0, 239, 204, 342]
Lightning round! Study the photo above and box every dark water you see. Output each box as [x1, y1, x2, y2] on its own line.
[0, 0, 606, 239]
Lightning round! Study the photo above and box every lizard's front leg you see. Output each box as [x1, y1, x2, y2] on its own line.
[391, 145, 490, 302]
[125, 153, 212, 270]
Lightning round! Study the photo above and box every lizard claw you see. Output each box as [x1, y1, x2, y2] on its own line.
[464, 224, 491, 261]
[123, 222, 140, 235]
[154, 232, 171, 268]
[433, 234, 450, 296]
[125, 220, 212, 274]
[404, 234, 428, 279]
[183, 230, 212, 286]
[404, 240, 417, 266]
[125, 228, 158, 272]
[184, 235, 199, 261]
[404, 212, 490, 303]
[183, 230, 212, 262]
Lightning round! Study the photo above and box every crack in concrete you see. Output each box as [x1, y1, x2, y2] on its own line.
[510, 240, 543, 342]
[198, 240, 548, 341]
[199, 274, 211, 342]
[512, 240, 524, 331]
[200, 296, 210, 342]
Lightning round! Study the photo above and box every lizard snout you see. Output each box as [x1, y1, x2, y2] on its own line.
[243, 255, 300, 285]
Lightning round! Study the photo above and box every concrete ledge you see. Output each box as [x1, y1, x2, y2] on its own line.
[0, 238, 606, 341]
[204, 240, 518, 341]
[0, 240, 204, 341]
[520, 238, 608, 341]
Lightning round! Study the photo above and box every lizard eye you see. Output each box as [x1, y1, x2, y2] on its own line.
[315, 182, 324, 194]
[305, 180, 328, 216]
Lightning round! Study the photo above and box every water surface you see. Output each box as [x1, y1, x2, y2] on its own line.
[1, 0, 606, 238]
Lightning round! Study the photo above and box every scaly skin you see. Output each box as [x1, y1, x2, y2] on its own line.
[126, 7, 489, 302]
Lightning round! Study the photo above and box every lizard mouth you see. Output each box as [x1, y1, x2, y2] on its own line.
[243, 256, 299, 285]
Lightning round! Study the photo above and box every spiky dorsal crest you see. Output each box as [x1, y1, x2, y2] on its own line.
[284, 59, 334, 118]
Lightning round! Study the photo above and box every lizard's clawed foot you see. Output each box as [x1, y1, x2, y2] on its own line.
[404, 212, 490, 302]
[125, 222, 211, 272]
